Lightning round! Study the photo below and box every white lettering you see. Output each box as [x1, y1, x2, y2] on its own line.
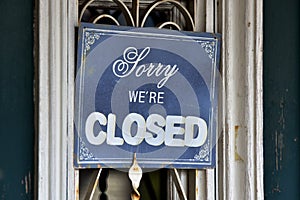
[122, 113, 146, 145]
[112, 47, 150, 78]
[157, 92, 164, 104]
[184, 116, 207, 147]
[165, 116, 185, 147]
[112, 47, 179, 88]
[106, 114, 124, 145]
[84, 112, 208, 147]
[128, 90, 139, 102]
[138, 91, 146, 103]
[145, 114, 165, 146]
[149, 92, 157, 103]
[129, 90, 164, 104]
[85, 112, 107, 145]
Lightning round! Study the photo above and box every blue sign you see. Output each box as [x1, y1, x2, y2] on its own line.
[74, 23, 221, 169]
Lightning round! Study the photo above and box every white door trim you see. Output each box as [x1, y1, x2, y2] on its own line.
[38, 0, 77, 199]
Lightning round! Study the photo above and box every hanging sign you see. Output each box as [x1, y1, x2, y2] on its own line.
[74, 23, 221, 169]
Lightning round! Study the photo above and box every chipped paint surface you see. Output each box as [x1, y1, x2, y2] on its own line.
[271, 96, 287, 194]
[275, 131, 284, 171]
[25, 171, 31, 194]
[21, 171, 33, 197]
[278, 97, 286, 129]
[0, 171, 33, 199]
[275, 97, 286, 171]
[234, 126, 244, 162]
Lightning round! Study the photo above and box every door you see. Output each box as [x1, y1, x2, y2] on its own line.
[264, 0, 300, 199]
[38, 0, 265, 199]
[0, 0, 35, 199]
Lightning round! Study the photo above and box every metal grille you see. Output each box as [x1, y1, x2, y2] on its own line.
[79, 0, 195, 31]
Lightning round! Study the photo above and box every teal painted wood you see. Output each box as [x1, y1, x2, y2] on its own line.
[0, 0, 34, 199]
[264, 0, 300, 199]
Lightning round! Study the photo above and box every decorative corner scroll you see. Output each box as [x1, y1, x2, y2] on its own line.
[194, 143, 210, 162]
[84, 31, 102, 55]
[79, 137, 96, 161]
[198, 40, 216, 60]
